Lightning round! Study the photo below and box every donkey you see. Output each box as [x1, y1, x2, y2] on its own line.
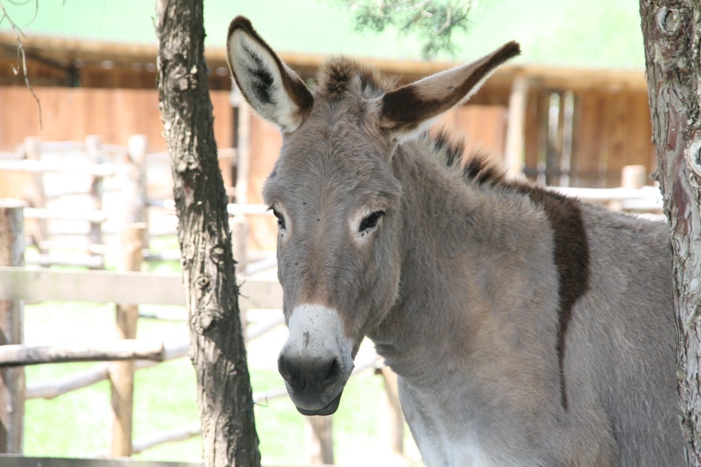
[226, 16, 683, 466]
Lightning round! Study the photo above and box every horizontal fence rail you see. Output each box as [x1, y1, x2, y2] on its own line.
[26, 342, 190, 400]
[0, 341, 165, 367]
[0, 267, 283, 310]
[549, 185, 663, 204]
[0, 159, 117, 177]
[0, 455, 201, 467]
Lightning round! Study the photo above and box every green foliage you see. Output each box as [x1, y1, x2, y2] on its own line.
[333, 0, 481, 58]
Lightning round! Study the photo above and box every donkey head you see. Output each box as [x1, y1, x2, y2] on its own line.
[227, 16, 519, 415]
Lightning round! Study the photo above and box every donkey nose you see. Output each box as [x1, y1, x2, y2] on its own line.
[278, 353, 343, 391]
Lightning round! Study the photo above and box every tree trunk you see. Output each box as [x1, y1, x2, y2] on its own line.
[639, 1, 701, 464]
[155, 1, 261, 465]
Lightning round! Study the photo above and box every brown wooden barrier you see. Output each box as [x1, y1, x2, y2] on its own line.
[0, 456, 200, 467]
[0, 87, 232, 153]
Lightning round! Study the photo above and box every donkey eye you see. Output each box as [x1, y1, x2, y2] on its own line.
[359, 211, 385, 232]
[270, 208, 286, 229]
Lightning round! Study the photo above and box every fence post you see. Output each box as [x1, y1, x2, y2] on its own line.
[85, 135, 104, 269]
[304, 415, 334, 465]
[0, 200, 26, 453]
[621, 165, 647, 189]
[379, 366, 404, 455]
[504, 76, 530, 179]
[23, 137, 47, 254]
[109, 223, 145, 457]
[231, 217, 249, 344]
[233, 91, 251, 338]
[125, 135, 149, 250]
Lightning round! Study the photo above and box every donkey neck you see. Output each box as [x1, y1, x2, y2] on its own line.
[370, 142, 561, 388]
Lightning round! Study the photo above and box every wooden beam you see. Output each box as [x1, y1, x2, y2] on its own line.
[0, 159, 116, 176]
[24, 253, 106, 269]
[27, 342, 189, 400]
[0, 340, 165, 367]
[504, 76, 531, 178]
[379, 366, 404, 455]
[23, 208, 108, 223]
[24, 137, 48, 255]
[110, 225, 145, 457]
[27, 363, 109, 400]
[131, 423, 201, 455]
[0, 32, 649, 91]
[25, 324, 289, 401]
[0, 267, 184, 305]
[0, 455, 201, 467]
[0, 201, 25, 453]
[0, 267, 283, 309]
[304, 416, 334, 465]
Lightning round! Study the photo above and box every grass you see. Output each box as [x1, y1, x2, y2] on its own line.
[20, 240, 420, 466]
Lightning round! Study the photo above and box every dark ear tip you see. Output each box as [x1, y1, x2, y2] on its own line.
[228, 15, 254, 39]
[503, 41, 522, 59]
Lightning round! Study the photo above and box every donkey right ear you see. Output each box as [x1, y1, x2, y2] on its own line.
[379, 41, 520, 141]
[227, 17, 314, 133]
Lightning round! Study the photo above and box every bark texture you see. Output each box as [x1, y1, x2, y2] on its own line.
[155, 1, 261, 465]
[640, 1, 701, 464]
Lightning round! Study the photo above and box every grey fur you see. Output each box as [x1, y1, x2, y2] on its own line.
[227, 17, 683, 466]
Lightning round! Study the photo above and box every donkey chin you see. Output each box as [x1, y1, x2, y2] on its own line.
[277, 304, 357, 416]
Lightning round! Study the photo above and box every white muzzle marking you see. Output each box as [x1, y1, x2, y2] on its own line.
[282, 303, 355, 366]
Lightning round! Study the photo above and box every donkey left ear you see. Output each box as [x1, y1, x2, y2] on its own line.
[379, 41, 520, 140]
[227, 16, 314, 133]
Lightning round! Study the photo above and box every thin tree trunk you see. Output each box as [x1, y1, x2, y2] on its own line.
[639, 1, 701, 464]
[155, 1, 261, 465]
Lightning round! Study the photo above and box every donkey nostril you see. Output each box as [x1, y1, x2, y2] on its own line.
[278, 355, 291, 382]
[324, 358, 342, 383]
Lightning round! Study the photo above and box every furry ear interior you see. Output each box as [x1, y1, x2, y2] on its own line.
[379, 41, 521, 140]
[227, 16, 313, 133]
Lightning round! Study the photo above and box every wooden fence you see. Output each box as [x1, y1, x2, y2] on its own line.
[0, 456, 200, 467]
[468, 77, 657, 188]
[0, 200, 287, 455]
[0, 135, 239, 270]
[0, 87, 233, 153]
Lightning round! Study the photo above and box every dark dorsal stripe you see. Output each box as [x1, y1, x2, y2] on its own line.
[519, 188, 590, 410]
[433, 138, 590, 410]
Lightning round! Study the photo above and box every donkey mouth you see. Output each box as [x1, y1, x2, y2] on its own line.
[295, 391, 343, 416]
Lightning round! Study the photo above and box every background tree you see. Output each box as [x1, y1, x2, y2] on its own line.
[639, 1, 701, 464]
[334, 0, 478, 58]
[155, 0, 261, 465]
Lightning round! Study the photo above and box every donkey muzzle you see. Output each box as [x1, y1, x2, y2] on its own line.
[278, 304, 355, 415]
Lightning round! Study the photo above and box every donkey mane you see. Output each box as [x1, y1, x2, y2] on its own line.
[422, 129, 505, 185]
[422, 127, 590, 410]
[316, 57, 400, 99]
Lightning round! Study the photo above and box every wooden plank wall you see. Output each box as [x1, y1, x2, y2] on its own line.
[0, 86, 233, 152]
[526, 88, 656, 188]
[0, 83, 657, 225]
[435, 105, 508, 164]
[0, 59, 232, 90]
